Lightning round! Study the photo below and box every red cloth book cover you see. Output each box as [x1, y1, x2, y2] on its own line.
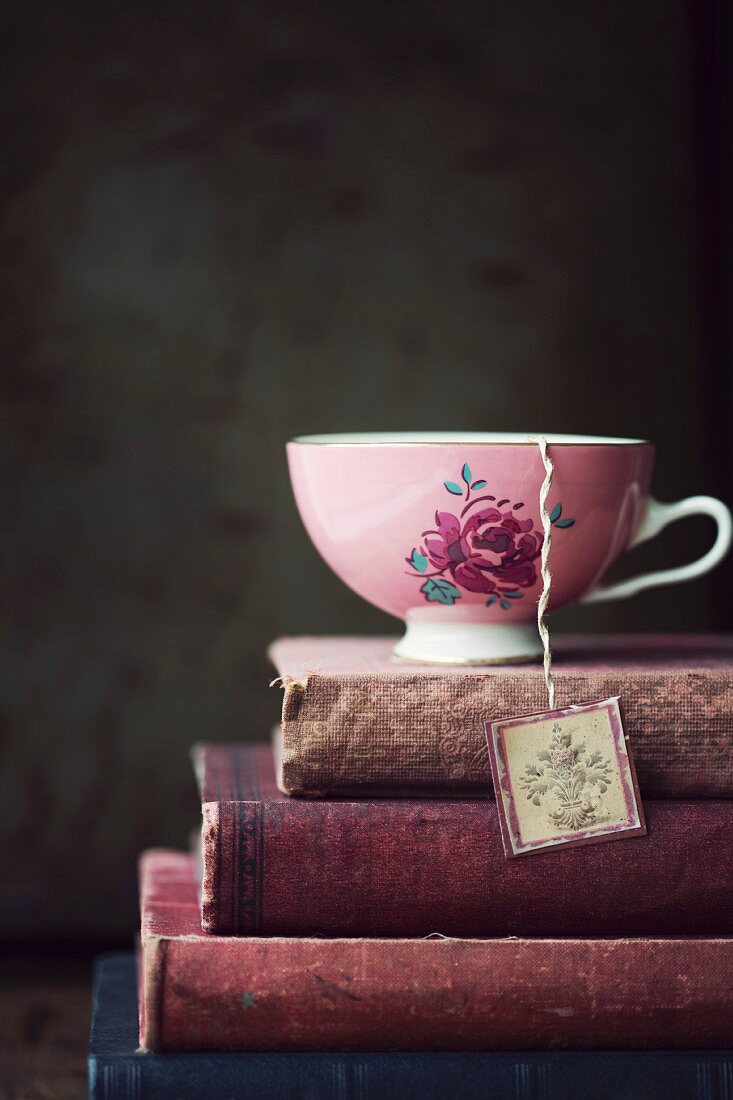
[194, 742, 733, 937]
[140, 849, 733, 1053]
[269, 634, 733, 797]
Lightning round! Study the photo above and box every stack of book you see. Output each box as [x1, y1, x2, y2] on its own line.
[89, 635, 733, 1099]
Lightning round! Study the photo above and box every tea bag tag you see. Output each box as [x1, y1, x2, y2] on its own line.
[484, 438, 646, 858]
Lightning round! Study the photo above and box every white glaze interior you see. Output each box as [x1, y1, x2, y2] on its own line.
[292, 432, 648, 445]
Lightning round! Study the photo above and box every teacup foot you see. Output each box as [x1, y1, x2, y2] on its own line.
[392, 618, 542, 666]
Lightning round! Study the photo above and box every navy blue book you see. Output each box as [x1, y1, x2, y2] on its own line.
[90, 953, 733, 1100]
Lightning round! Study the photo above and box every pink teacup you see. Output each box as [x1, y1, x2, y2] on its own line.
[287, 432, 732, 663]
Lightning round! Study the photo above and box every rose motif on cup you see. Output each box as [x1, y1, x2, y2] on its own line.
[404, 463, 575, 607]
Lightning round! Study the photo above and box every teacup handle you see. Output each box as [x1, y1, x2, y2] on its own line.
[581, 495, 733, 604]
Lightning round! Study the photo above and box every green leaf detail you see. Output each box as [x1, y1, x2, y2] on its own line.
[444, 481, 463, 495]
[471, 479, 488, 490]
[555, 517, 575, 527]
[500, 599, 511, 610]
[486, 594, 497, 607]
[421, 578, 462, 605]
[461, 462, 472, 484]
[502, 590, 523, 599]
[549, 502, 562, 523]
[409, 549, 428, 572]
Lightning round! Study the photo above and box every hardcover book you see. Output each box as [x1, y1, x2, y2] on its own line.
[195, 742, 733, 937]
[269, 633, 733, 797]
[92, 952, 733, 1100]
[140, 849, 733, 1052]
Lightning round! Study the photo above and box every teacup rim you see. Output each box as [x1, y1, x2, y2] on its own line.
[290, 431, 651, 446]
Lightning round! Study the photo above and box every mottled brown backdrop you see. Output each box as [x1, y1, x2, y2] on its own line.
[1, 0, 730, 939]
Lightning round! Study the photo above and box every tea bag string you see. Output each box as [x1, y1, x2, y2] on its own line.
[534, 436, 555, 709]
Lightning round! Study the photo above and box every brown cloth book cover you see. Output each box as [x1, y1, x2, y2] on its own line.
[269, 634, 733, 797]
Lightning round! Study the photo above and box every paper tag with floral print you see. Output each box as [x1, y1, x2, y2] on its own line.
[486, 697, 646, 858]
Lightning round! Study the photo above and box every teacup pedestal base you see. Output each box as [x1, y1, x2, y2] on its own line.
[392, 612, 542, 666]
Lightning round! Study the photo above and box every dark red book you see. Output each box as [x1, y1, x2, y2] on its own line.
[269, 634, 733, 796]
[140, 849, 733, 1053]
[194, 743, 733, 937]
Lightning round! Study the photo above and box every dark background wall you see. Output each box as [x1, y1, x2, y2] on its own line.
[1, 0, 730, 940]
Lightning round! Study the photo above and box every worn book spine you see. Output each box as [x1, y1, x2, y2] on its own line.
[270, 636, 733, 797]
[197, 747, 733, 937]
[93, 954, 733, 1100]
[141, 851, 733, 1053]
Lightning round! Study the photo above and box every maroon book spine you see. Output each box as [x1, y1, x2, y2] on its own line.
[195, 744, 733, 937]
[141, 850, 733, 1053]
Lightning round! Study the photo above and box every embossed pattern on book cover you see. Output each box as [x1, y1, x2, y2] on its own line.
[270, 635, 733, 797]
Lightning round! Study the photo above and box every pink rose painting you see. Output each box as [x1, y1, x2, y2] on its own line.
[405, 463, 574, 607]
